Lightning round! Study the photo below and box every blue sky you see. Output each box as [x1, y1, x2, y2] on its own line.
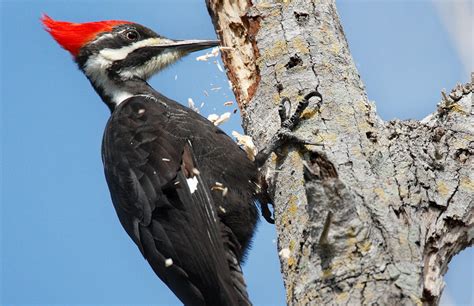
[1, 0, 472, 305]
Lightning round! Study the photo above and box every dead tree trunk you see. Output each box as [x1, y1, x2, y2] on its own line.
[206, 0, 473, 305]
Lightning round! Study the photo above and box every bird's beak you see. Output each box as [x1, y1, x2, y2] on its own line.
[166, 39, 220, 53]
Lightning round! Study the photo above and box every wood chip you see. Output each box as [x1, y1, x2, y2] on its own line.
[213, 112, 231, 126]
[207, 112, 231, 126]
[196, 47, 220, 61]
[211, 182, 228, 197]
[216, 61, 224, 72]
[188, 98, 199, 113]
[232, 131, 257, 161]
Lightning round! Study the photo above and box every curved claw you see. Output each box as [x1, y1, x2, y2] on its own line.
[260, 202, 275, 224]
[304, 90, 322, 102]
[282, 90, 322, 130]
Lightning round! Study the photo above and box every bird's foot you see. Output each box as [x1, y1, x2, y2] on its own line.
[255, 90, 323, 168]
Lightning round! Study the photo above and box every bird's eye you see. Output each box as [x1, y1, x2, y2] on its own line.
[124, 30, 139, 41]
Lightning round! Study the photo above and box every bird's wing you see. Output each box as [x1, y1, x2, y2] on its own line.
[102, 96, 250, 306]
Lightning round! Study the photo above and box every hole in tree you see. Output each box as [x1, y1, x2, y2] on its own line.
[285, 54, 303, 69]
[294, 11, 309, 26]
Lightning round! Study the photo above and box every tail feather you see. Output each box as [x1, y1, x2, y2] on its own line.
[221, 223, 252, 306]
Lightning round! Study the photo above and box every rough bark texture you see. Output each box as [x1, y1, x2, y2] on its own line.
[206, 0, 473, 305]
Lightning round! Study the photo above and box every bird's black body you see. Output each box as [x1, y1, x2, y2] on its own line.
[44, 17, 262, 305]
[102, 91, 259, 305]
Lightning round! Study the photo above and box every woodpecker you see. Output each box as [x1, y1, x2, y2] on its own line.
[42, 15, 260, 305]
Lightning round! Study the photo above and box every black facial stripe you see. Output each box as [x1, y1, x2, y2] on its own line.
[109, 46, 168, 74]
[76, 23, 162, 69]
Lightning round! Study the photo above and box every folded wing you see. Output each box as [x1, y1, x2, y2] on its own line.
[102, 96, 250, 305]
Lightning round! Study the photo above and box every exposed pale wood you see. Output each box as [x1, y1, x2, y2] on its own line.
[206, 0, 473, 304]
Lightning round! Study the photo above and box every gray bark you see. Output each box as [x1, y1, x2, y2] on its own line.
[206, 0, 473, 305]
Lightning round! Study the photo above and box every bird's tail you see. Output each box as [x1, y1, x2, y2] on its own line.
[221, 223, 252, 306]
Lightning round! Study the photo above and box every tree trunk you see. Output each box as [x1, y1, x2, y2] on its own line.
[206, 0, 473, 305]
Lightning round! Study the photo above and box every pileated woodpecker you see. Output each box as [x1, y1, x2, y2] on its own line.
[42, 15, 259, 305]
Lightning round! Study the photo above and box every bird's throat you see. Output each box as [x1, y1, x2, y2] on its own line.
[88, 75, 154, 112]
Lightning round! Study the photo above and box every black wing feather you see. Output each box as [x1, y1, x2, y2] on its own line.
[102, 96, 251, 305]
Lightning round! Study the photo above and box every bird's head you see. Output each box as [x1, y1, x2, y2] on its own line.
[42, 15, 218, 82]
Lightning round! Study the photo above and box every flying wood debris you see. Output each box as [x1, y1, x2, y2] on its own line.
[165, 258, 173, 267]
[211, 182, 228, 197]
[231, 131, 257, 161]
[216, 61, 224, 72]
[196, 47, 220, 61]
[187, 98, 199, 113]
[218, 46, 233, 52]
[223, 101, 234, 106]
[213, 112, 230, 126]
[207, 112, 231, 126]
[207, 114, 219, 123]
[162, 158, 171, 162]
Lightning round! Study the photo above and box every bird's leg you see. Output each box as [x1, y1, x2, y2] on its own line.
[255, 90, 322, 224]
[255, 90, 323, 168]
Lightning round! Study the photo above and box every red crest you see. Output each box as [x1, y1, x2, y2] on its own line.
[41, 15, 132, 57]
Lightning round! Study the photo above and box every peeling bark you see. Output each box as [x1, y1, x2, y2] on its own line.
[206, 0, 473, 305]
[205, 0, 261, 109]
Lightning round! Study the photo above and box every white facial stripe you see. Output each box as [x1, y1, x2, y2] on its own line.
[99, 37, 173, 61]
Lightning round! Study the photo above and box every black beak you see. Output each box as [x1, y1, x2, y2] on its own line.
[168, 39, 220, 53]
